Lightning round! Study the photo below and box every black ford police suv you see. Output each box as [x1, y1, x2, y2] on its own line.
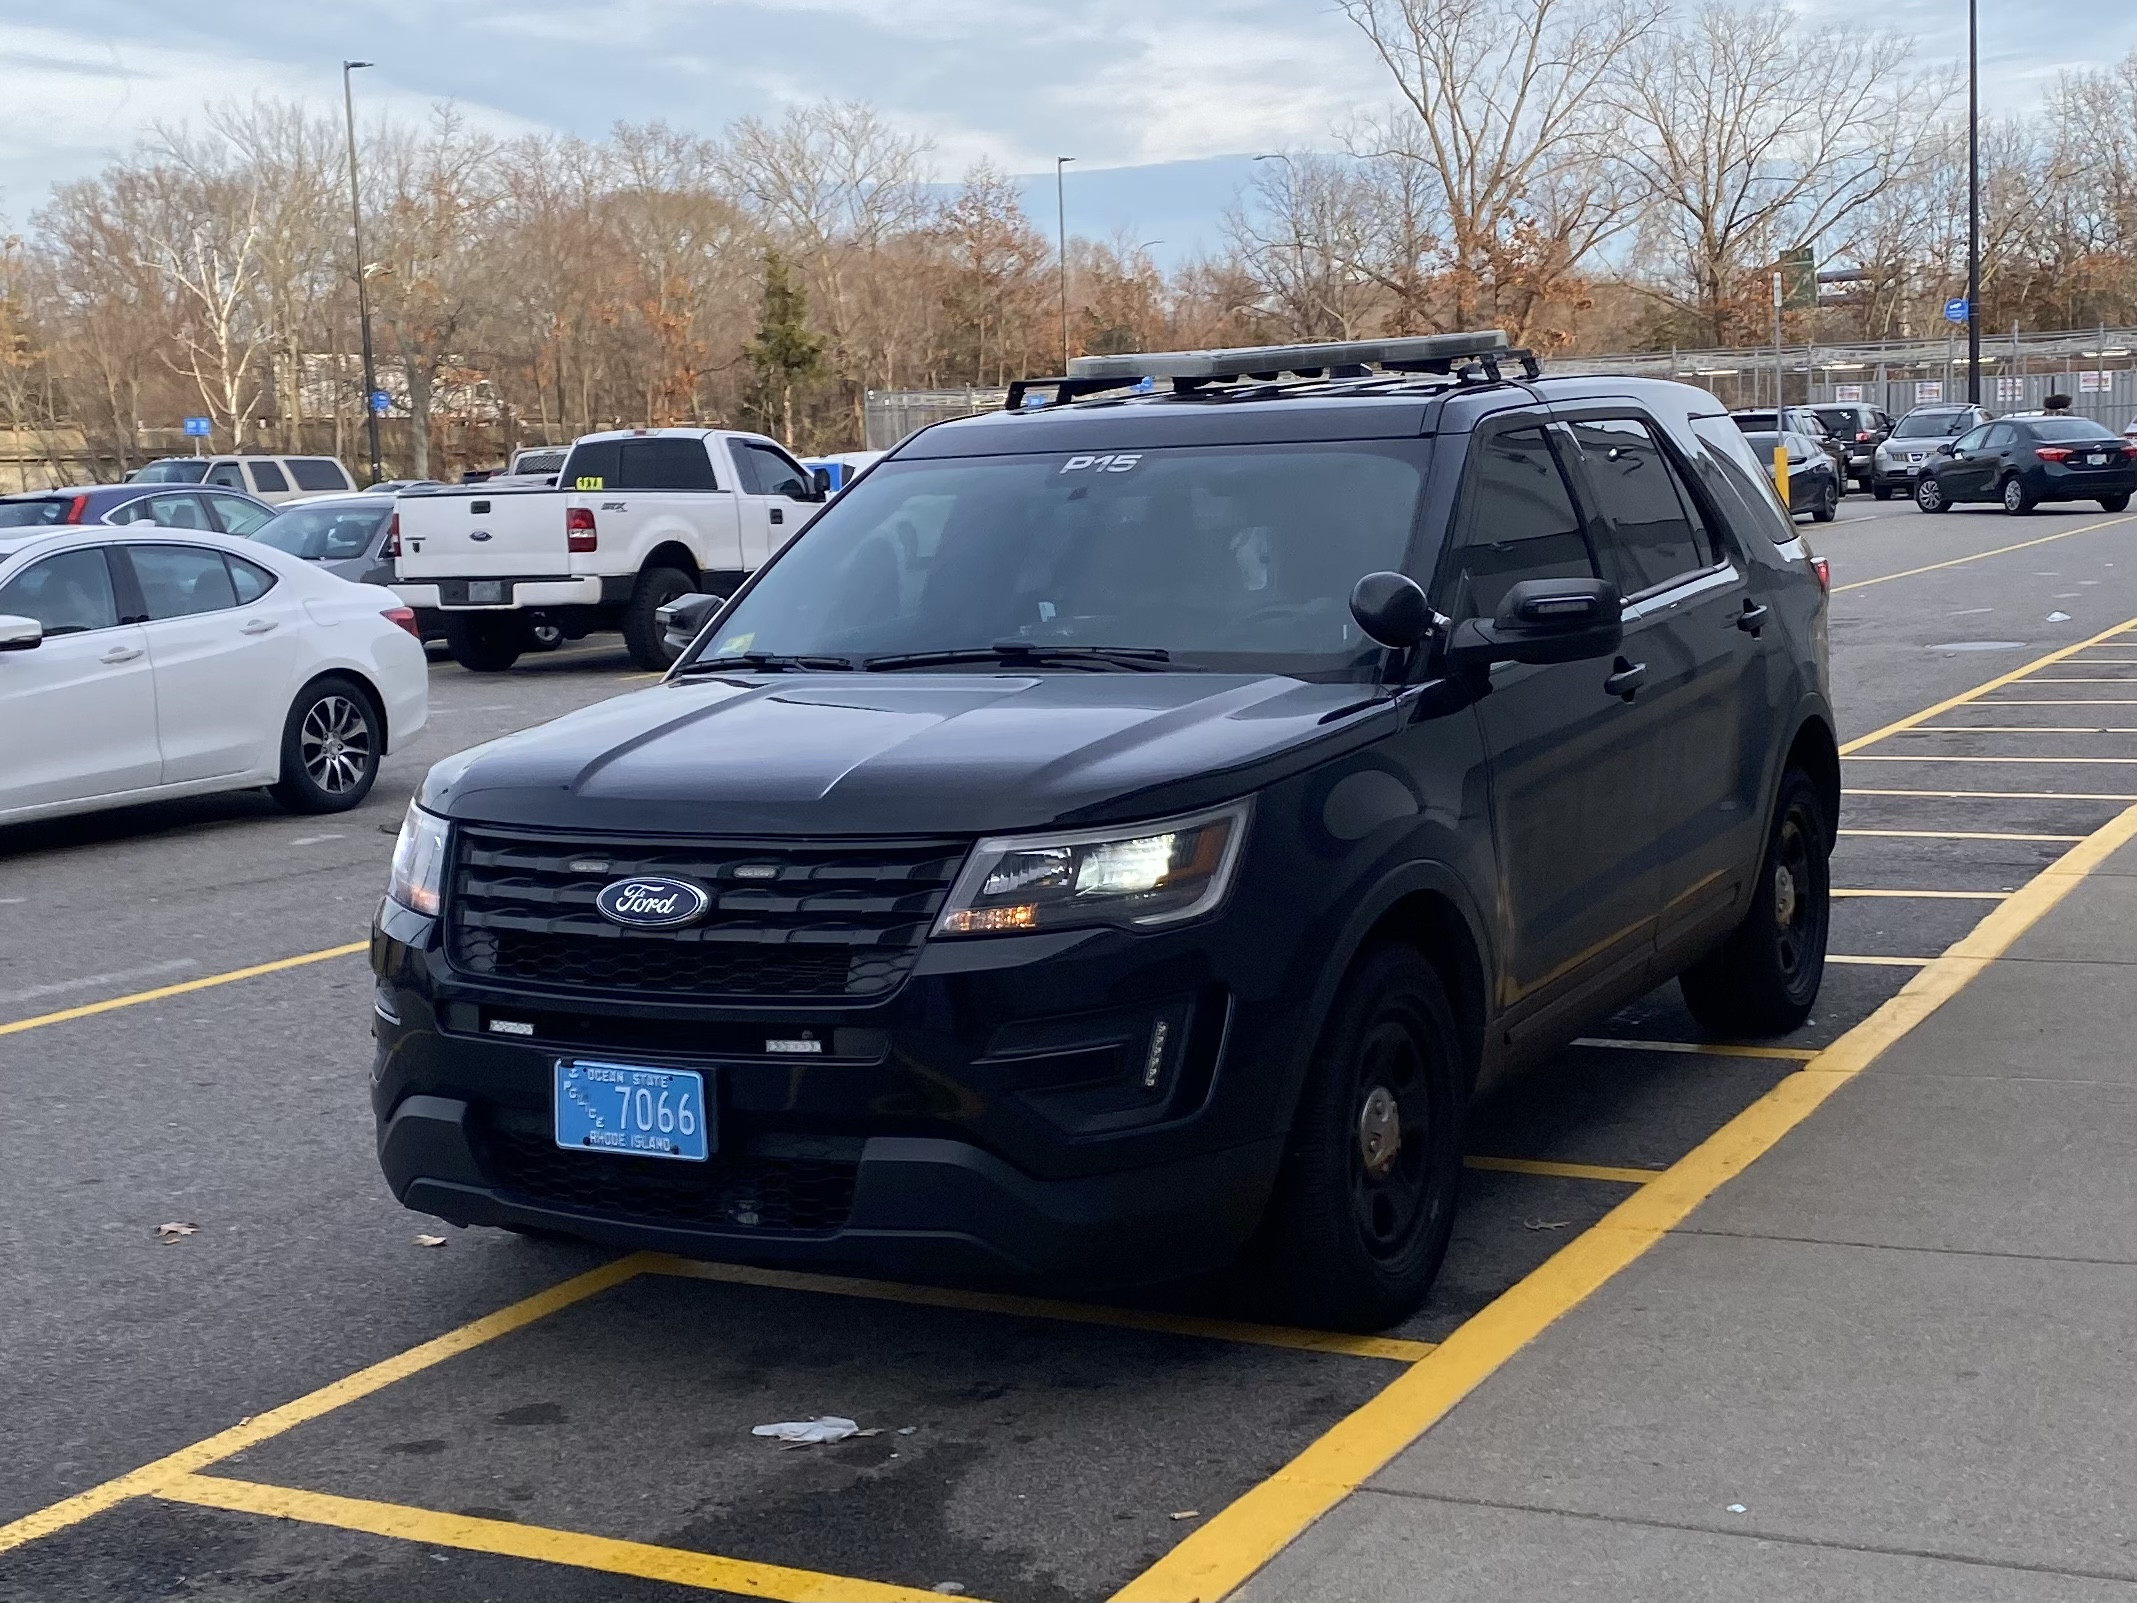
[372, 333, 1836, 1330]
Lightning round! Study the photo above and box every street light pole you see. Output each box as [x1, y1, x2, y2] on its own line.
[343, 60, 383, 485]
[1966, 0, 1982, 403]
[1056, 156, 1074, 372]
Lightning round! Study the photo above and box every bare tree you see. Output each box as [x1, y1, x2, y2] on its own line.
[1225, 153, 1386, 339]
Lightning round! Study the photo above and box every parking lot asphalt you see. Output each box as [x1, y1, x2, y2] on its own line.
[3, 496, 2133, 1602]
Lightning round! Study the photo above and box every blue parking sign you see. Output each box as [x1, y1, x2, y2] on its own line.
[370, 391, 391, 416]
[1944, 297, 1970, 324]
[182, 416, 211, 437]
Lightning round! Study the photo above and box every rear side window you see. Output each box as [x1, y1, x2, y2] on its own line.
[249, 460, 289, 494]
[1445, 427, 1597, 620]
[619, 438, 720, 490]
[0, 547, 119, 634]
[562, 440, 620, 491]
[205, 462, 247, 489]
[288, 458, 353, 491]
[1562, 419, 1716, 597]
[227, 554, 277, 603]
[1691, 417, 1794, 543]
[127, 544, 240, 618]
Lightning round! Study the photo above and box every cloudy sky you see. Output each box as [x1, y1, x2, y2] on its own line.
[1, 0, 2128, 259]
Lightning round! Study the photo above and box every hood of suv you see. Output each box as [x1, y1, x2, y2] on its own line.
[421, 672, 1395, 835]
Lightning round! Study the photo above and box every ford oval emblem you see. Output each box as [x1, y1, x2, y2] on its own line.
[595, 876, 710, 929]
[469, 530, 492, 542]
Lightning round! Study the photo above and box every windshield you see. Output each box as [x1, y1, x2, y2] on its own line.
[131, 459, 210, 484]
[2029, 419, 2118, 442]
[0, 498, 74, 527]
[252, 500, 391, 560]
[1894, 412, 1969, 439]
[1732, 413, 1779, 431]
[692, 442, 1430, 677]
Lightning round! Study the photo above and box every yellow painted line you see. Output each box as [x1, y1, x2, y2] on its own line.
[0, 942, 370, 1038]
[1568, 1036, 1819, 1062]
[1833, 887, 2010, 900]
[1846, 787, 2137, 801]
[1464, 1156, 1661, 1185]
[2020, 677, 2137, 683]
[2066, 656, 2137, 663]
[1977, 699, 2137, 705]
[1846, 754, 2137, 764]
[1839, 618, 2136, 754]
[0, 1255, 653, 1555]
[1838, 827, 2085, 842]
[643, 1255, 1435, 1363]
[1826, 954, 1934, 968]
[1908, 725, 2137, 735]
[158, 1475, 952, 1602]
[1831, 517, 2136, 593]
[1116, 803, 2137, 1603]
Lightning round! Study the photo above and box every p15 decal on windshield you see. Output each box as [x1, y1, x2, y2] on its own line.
[1058, 454, 1142, 475]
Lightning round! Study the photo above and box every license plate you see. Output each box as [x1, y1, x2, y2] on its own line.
[2088, 453, 2109, 466]
[468, 580, 505, 604]
[554, 1060, 710, 1161]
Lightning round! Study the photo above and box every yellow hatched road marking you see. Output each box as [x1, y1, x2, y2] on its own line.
[1838, 828, 2085, 842]
[1115, 804, 2137, 1603]
[0, 942, 369, 1037]
[644, 1255, 1434, 1362]
[1839, 618, 2137, 754]
[1830, 517, 2137, 594]
[158, 1476, 953, 1602]
[1463, 1156, 1661, 1185]
[1845, 787, 2137, 800]
[1569, 1036, 1819, 1062]
[1833, 888, 2009, 900]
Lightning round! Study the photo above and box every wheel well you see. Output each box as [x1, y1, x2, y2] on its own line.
[1785, 716, 1841, 843]
[301, 669, 390, 755]
[1360, 891, 1487, 1092]
[643, 542, 699, 584]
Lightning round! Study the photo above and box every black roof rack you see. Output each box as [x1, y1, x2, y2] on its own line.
[1003, 331, 1542, 413]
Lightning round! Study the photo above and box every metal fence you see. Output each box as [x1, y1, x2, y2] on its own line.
[864, 388, 1008, 450]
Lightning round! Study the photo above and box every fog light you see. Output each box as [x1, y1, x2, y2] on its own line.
[1142, 1019, 1172, 1088]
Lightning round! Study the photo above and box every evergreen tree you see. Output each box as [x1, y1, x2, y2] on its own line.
[743, 250, 824, 447]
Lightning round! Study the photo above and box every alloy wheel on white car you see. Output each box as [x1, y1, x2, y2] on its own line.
[300, 693, 374, 795]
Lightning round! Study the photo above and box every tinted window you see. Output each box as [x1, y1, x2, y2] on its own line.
[726, 441, 765, 495]
[1732, 412, 1779, 433]
[128, 544, 240, 618]
[1813, 408, 1860, 435]
[254, 502, 389, 560]
[0, 547, 119, 635]
[1691, 417, 1794, 543]
[205, 462, 248, 489]
[0, 498, 74, 527]
[130, 459, 209, 484]
[110, 493, 213, 530]
[1565, 418, 1715, 596]
[288, 458, 353, 491]
[562, 440, 620, 490]
[1893, 411, 1970, 440]
[249, 460, 289, 493]
[742, 442, 811, 500]
[227, 554, 277, 603]
[619, 438, 720, 491]
[1955, 426, 1996, 451]
[206, 493, 274, 536]
[2029, 419, 2119, 442]
[1446, 428, 1596, 620]
[514, 449, 566, 475]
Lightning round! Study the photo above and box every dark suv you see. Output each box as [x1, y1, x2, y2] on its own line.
[1812, 403, 1894, 491]
[371, 334, 1837, 1330]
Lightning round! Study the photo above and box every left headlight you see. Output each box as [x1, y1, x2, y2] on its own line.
[387, 803, 449, 917]
[935, 801, 1250, 937]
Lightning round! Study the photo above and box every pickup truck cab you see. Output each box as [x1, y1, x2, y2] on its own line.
[392, 428, 826, 671]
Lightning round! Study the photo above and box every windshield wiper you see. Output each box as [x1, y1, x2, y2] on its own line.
[862, 642, 1182, 673]
[675, 652, 857, 675]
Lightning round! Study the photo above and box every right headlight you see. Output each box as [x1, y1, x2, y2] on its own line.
[935, 801, 1250, 936]
[387, 803, 449, 917]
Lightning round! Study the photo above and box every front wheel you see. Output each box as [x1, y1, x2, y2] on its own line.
[1679, 768, 1831, 1036]
[1915, 476, 1949, 513]
[2100, 493, 2131, 512]
[1255, 945, 1464, 1331]
[621, 565, 696, 671]
[269, 677, 382, 814]
[443, 614, 525, 672]
[2002, 475, 2037, 515]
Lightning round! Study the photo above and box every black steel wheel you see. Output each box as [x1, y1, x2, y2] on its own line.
[1680, 768, 1831, 1036]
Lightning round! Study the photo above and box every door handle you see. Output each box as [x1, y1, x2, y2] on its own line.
[99, 646, 144, 664]
[240, 618, 278, 635]
[770, 508, 784, 525]
[1603, 658, 1647, 701]
[1736, 600, 1770, 636]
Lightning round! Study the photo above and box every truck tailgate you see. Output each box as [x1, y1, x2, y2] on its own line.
[395, 487, 567, 580]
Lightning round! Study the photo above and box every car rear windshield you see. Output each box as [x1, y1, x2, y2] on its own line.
[696, 442, 1431, 677]
[0, 498, 74, 527]
[1814, 408, 1866, 432]
[2028, 419, 2119, 442]
[131, 459, 209, 484]
[1893, 411, 1970, 439]
[288, 458, 353, 491]
[1732, 412, 1780, 431]
[252, 501, 391, 560]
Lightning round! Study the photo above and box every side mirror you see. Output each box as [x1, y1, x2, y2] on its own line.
[1445, 578, 1623, 668]
[809, 468, 834, 500]
[1937, 442, 1958, 456]
[1348, 571, 1432, 649]
[656, 592, 727, 660]
[0, 614, 42, 652]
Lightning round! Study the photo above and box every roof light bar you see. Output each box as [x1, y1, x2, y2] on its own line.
[1065, 330, 1512, 384]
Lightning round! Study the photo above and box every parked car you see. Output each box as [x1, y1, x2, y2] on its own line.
[1732, 408, 1849, 491]
[462, 448, 566, 486]
[392, 428, 828, 672]
[364, 480, 446, 494]
[1811, 403, 1894, 492]
[0, 483, 276, 536]
[1742, 431, 1841, 521]
[0, 526, 427, 827]
[1913, 416, 2136, 515]
[370, 332, 1837, 1330]
[1870, 405, 1993, 498]
[130, 455, 358, 503]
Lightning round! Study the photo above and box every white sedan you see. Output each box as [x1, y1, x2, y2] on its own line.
[0, 526, 428, 827]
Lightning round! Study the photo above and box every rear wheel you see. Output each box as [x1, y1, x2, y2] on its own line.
[1679, 768, 1830, 1036]
[1872, 483, 1893, 501]
[621, 564, 696, 671]
[269, 676, 382, 814]
[2100, 493, 2130, 512]
[443, 614, 525, 672]
[2002, 474, 2037, 516]
[1812, 480, 1839, 522]
[1915, 476, 1949, 513]
[1256, 945, 1464, 1331]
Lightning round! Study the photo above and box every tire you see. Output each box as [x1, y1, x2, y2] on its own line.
[621, 564, 696, 671]
[527, 618, 564, 652]
[1679, 768, 1831, 1037]
[1256, 945, 1465, 1331]
[443, 614, 525, 673]
[1872, 484, 1893, 501]
[269, 676, 382, 814]
[2100, 493, 2130, 512]
[1812, 481, 1838, 523]
[2001, 474, 2037, 516]
[1915, 476, 1949, 513]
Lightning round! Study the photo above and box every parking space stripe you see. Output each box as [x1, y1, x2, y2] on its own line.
[1838, 618, 2137, 754]
[0, 1255, 654, 1555]
[1829, 517, 2136, 594]
[1116, 803, 2137, 1603]
[1845, 787, 2137, 800]
[1826, 954, 1933, 968]
[0, 942, 370, 1038]
[1463, 1156, 1661, 1185]
[642, 1255, 1436, 1362]
[1978, 699, 2137, 706]
[1569, 1037, 1819, 1062]
[1833, 888, 2010, 900]
[1837, 828, 2086, 842]
[1846, 754, 2137, 764]
[1909, 725, 2137, 734]
[156, 1475, 953, 1602]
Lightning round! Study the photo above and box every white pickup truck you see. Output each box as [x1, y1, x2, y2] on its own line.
[391, 427, 828, 671]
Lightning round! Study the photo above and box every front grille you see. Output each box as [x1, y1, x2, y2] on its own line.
[476, 1109, 857, 1234]
[447, 828, 968, 1002]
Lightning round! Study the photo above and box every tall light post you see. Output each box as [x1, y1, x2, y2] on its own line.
[342, 60, 383, 485]
[1056, 156, 1074, 371]
[1965, 0, 1982, 403]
